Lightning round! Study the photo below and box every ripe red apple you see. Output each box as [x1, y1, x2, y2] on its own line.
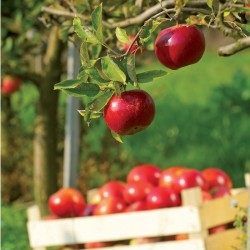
[202, 191, 213, 202]
[103, 90, 155, 135]
[173, 169, 209, 194]
[146, 187, 181, 210]
[209, 224, 228, 235]
[127, 164, 161, 186]
[2, 75, 21, 95]
[99, 181, 125, 200]
[211, 186, 231, 199]
[48, 188, 86, 218]
[175, 234, 189, 240]
[123, 37, 144, 54]
[93, 196, 127, 216]
[124, 200, 148, 213]
[155, 25, 205, 70]
[123, 181, 153, 204]
[84, 241, 113, 248]
[159, 166, 187, 189]
[202, 168, 232, 190]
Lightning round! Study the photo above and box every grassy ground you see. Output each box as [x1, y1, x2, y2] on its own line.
[1, 205, 31, 250]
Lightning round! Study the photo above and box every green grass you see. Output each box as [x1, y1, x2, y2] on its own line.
[140, 50, 250, 105]
[1, 205, 31, 250]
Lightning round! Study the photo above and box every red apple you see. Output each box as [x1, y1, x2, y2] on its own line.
[123, 181, 153, 204]
[202, 168, 232, 190]
[202, 191, 213, 202]
[93, 197, 127, 216]
[146, 187, 181, 210]
[123, 37, 144, 54]
[99, 181, 125, 200]
[48, 188, 86, 218]
[2, 75, 21, 95]
[209, 225, 228, 235]
[211, 186, 231, 199]
[84, 241, 113, 248]
[124, 200, 148, 213]
[127, 164, 161, 186]
[174, 169, 209, 194]
[175, 234, 189, 240]
[155, 25, 205, 70]
[103, 90, 155, 135]
[159, 166, 187, 189]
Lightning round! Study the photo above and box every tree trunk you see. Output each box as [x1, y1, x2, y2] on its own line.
[33, 26, 63, 215]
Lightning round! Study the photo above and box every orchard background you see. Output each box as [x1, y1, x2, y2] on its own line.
[1, 0, 250, 249]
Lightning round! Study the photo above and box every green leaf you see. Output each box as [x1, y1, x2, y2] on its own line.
[85, 29, 101, 44]
[88, 91, 113, 112]
[80, 42, 90, 67]
[136, 70, 168, 83]
[101, 56, 126, 83]
[127, 54, 137, 83]
[77, 67, 89, 81]
[113, 82, 122, 96]
[91, 44, 102, 59]
[63, 83, 100, 97]
[91, 4, 103, 42]
[111, 131, 123, 143]
[115, 27, 130, 44]
[207, 0, 213, 9]
[78, 109, 101, 119]
[73, 17, 101, 44]
[73, 17, 87, 42]
[85, 68, 109, 83]
[54, 79, 83, 90]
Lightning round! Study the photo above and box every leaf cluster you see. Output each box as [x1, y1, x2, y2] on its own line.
[54, 4, 168, 130]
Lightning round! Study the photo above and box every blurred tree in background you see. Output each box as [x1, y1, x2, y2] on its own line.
[1, 0, 250, 215]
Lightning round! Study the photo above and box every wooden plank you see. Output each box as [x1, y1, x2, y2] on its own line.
[74, 206, 201, 243]
[200, 190, 248, 228]
[27, 218, 75, 248]
[81, 239, 205, 250]
[27, 206, 201, 248]
[205, 228, 242, 250]
[181, 188, 208, 240]
[27, 205, 46, 250]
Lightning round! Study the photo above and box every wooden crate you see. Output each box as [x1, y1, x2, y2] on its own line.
[27, 186, 248, 250]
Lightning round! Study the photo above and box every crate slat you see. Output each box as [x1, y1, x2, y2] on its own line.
[27, 206, 201, 248]
[200, 190, 248, 228]
[28, 218, 75, 247]
[74, 206, 201, 243]
[205, 228, 242, 250]
[82, 239, 205, 250]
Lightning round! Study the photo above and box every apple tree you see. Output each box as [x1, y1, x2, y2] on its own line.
[2, 0, 250, 214]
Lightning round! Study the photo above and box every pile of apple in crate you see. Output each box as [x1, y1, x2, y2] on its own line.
[27, 165, 248, 250]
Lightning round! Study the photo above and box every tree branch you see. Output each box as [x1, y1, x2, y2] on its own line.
[41, 6, 87, 21]
[103, 0, 208, 28]
[42, 0, 209, 29]
[218, 37, 250, 56]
